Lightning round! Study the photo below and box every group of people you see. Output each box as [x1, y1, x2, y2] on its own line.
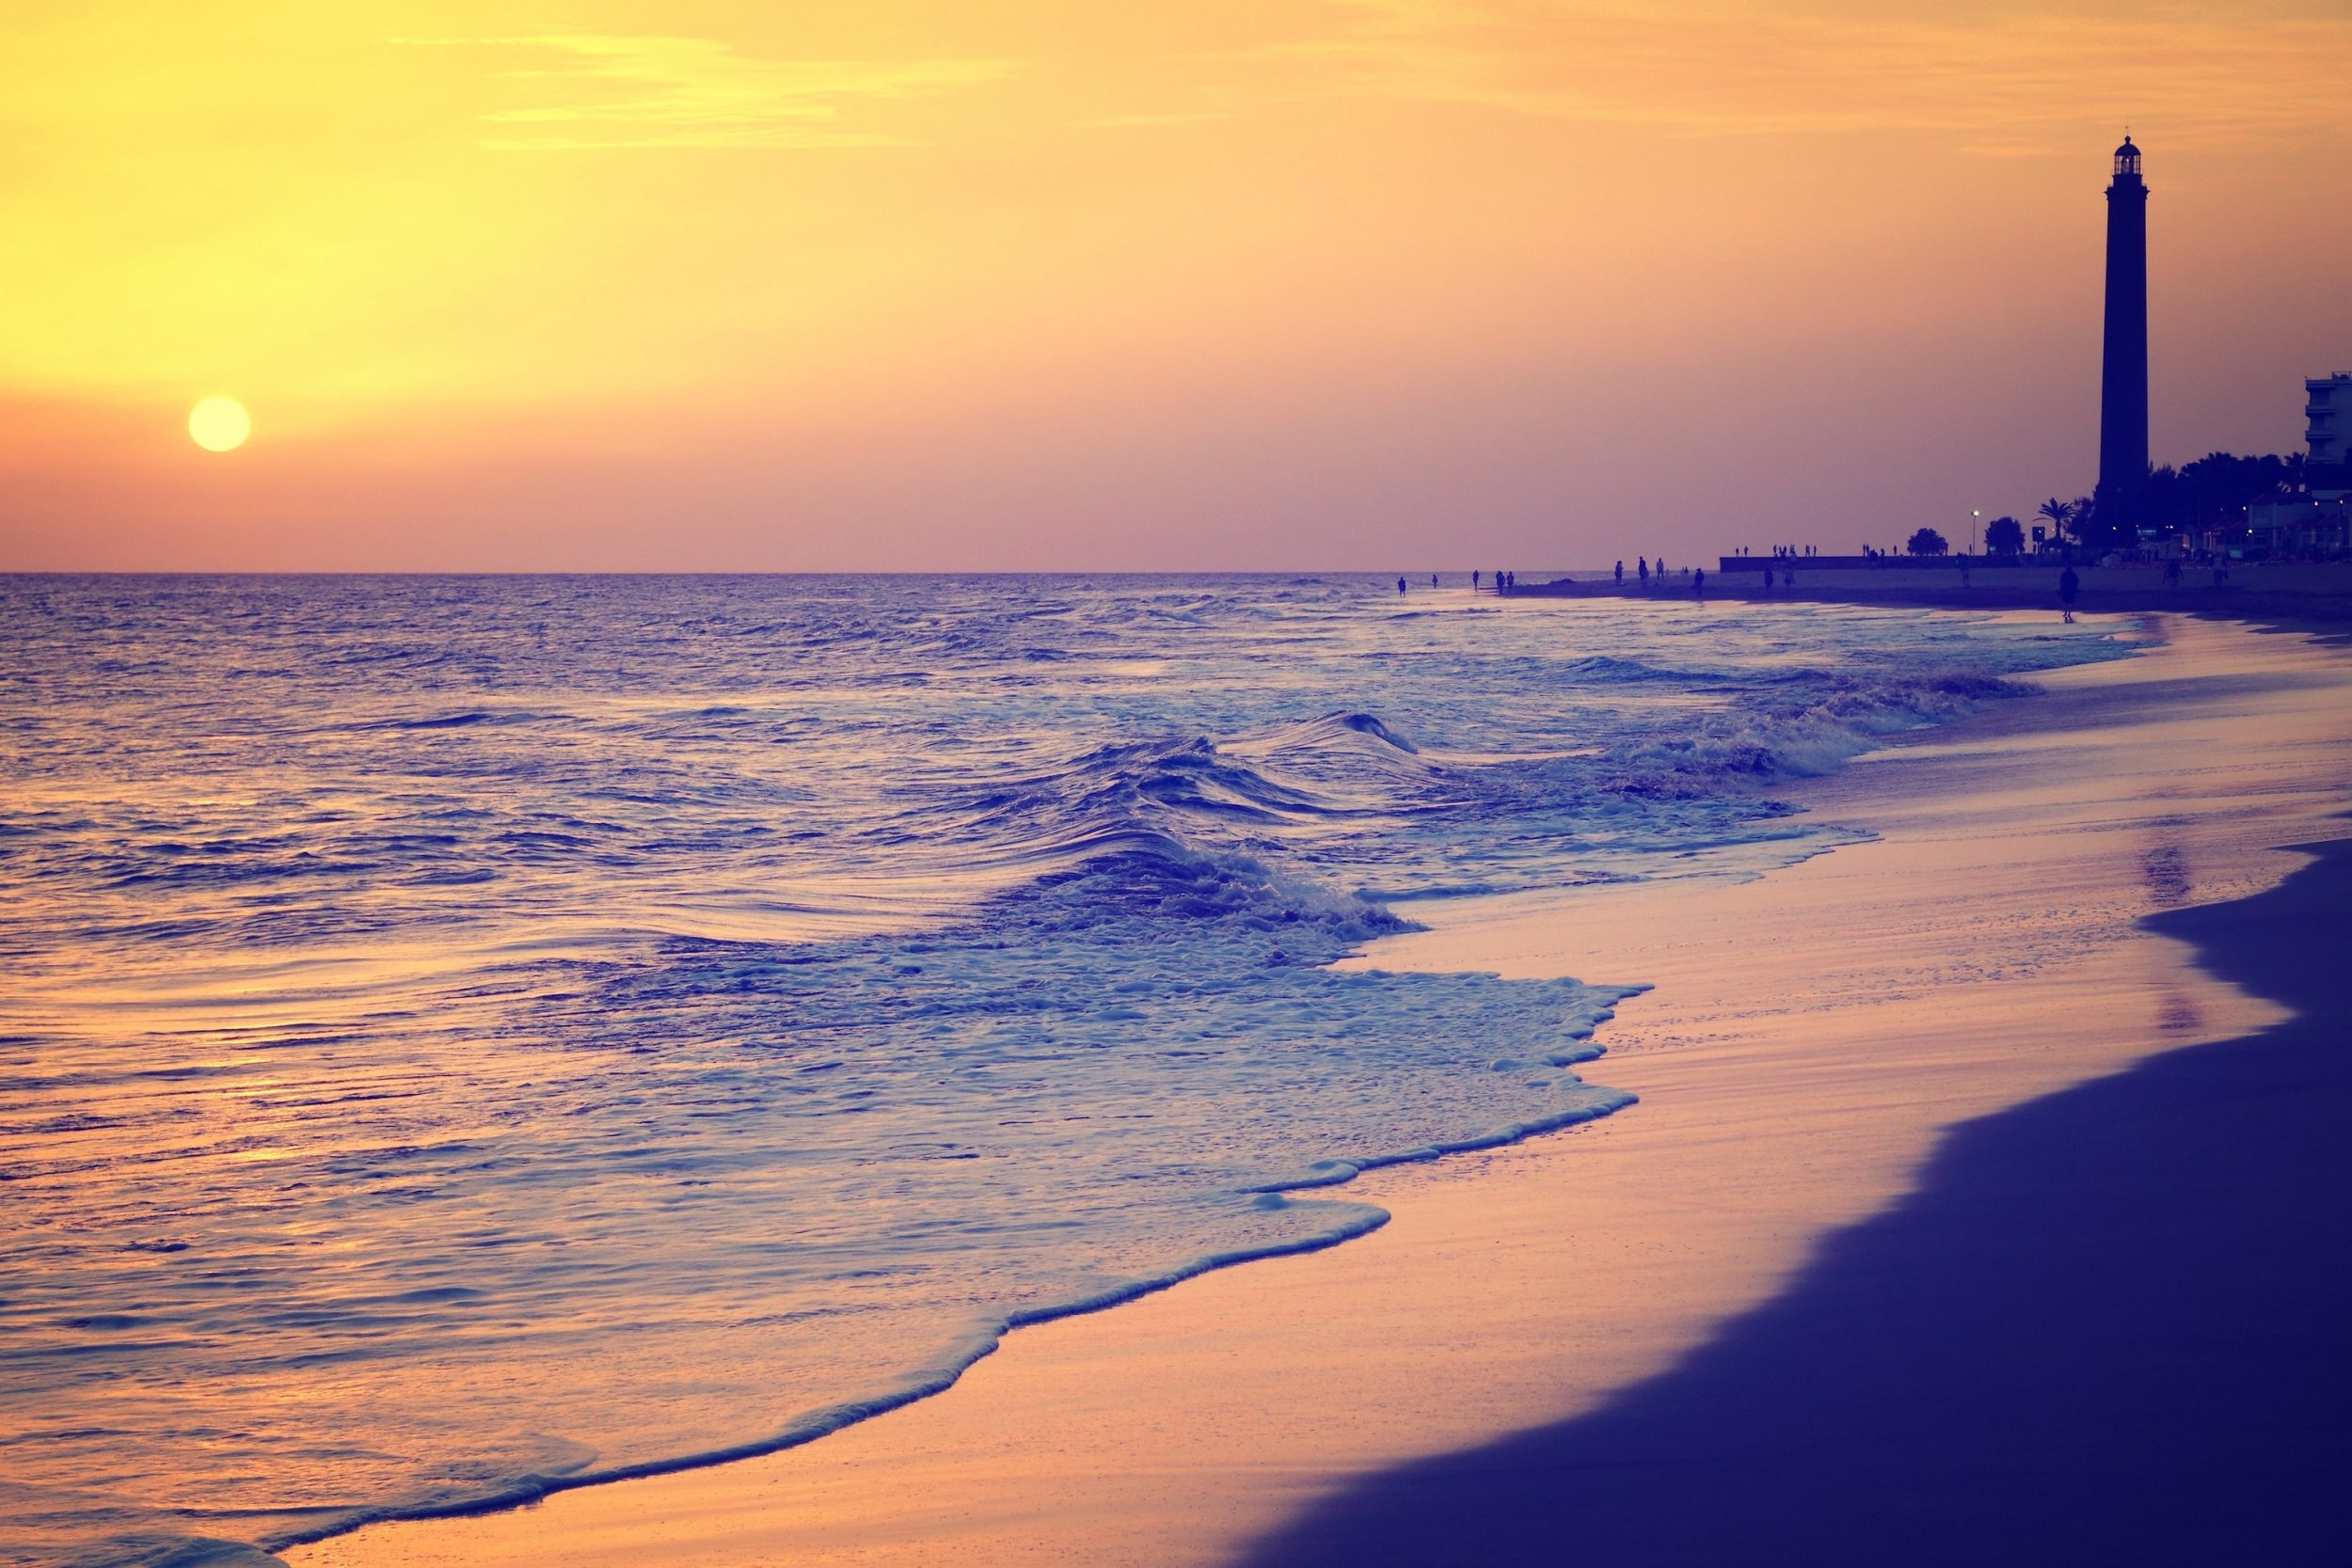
[2159, 556, 2232, 589]
[1387, 551, 2117, 623]
[1613, 557, 1703, 595]
[1395, 571, 1519, 594]
[1372, 544, 2235, 626]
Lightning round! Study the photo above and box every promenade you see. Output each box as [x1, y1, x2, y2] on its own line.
[1518, 561, 2352, 626]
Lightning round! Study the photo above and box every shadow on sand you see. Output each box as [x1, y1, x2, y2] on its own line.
[1236, 842, 2352, 1567]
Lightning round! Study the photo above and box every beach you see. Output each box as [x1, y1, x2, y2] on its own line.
[1248, 846, 2352, 1566]
[285, 610, 2352, 1568]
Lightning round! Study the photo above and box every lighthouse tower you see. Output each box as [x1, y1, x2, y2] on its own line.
[2096, 135, 2150, 528]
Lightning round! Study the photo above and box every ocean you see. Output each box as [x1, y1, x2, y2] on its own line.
[0, 575, 2126, 1568]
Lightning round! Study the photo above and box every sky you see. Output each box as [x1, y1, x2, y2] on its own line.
[3, 1, 2348, 571]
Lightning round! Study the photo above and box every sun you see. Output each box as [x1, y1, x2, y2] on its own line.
[188, 397, 251, 452]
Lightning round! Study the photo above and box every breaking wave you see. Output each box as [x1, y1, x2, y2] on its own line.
[0, 574, 2131, 1567]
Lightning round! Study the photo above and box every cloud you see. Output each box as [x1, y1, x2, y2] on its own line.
[1177, 2, 2352, 148]
[412, 34, 1009, 149]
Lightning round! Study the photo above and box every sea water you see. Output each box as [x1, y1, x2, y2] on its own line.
[0, 575, 2126, 1567]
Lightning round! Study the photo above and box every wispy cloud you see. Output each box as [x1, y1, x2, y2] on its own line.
[1153, 2, 2352, 148]
[409, 34, 1009, 150]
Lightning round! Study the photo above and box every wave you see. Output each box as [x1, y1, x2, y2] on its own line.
[263, 1017, 1643, 1561]
[0, 574, 2138, 1568]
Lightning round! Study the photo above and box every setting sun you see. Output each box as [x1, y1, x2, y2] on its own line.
[188, 397, 250, 452]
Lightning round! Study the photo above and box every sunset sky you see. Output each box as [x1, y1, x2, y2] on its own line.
[5, 1, 2348, 571]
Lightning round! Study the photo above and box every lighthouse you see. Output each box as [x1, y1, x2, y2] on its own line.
[2096, 135, 2149, 528]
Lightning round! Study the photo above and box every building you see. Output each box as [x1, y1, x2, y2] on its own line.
[2307, 373, 2350, 499]
[2096, 136, 2151, 524]
[2242, 375, 2352, 553]
[2246, 492, 2350, 554]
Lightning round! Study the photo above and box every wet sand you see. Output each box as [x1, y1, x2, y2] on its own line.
[288, 613, 2352, 1568]
[1245, 836, 2352, 1567]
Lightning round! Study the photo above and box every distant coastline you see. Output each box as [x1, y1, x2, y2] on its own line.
[1517, 560, 2352, 628]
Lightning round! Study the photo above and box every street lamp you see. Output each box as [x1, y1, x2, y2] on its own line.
[1971, 509, 1982, 557]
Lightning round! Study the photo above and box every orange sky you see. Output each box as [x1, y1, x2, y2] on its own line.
[4, 1, 2347, 570]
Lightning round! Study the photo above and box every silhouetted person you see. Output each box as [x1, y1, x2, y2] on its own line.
[2164, 557, 2182, 588]
[1614, 561, 1624, 585]
[1472, 570, 1481, 590]
[2059, 564, 2080, 623]
[1397, 576, 1407, 595]
[1638, 557, 1649, 588]
[1693, 567, 1706, 599]
[1764, 565, 1774, 591]
[1431, 573, 1438, 588]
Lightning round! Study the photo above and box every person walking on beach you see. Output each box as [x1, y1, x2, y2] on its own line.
[1692, 567, 1706, 600]
[1397, 576, 1407, 595]
[2059, 564, 2080, 623]
[1472, 570, 1481, 591]
[1614, 560, 1624, 586]
[1638, 557, 1649, 589]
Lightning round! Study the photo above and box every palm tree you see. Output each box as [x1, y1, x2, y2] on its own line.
[2037, 497, 2074, 546]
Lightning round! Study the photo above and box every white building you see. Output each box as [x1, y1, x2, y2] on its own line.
[2247, 492, 2349, 552]
[2242, 374, 2352, 553]
[2308, 373, 2350, 499]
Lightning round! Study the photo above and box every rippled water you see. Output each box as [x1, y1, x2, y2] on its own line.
[0, 575, 2125, 1567]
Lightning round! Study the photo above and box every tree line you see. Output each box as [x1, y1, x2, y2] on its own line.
[1909, 451, 2307, 556]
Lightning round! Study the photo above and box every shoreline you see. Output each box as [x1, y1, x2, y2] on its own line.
[1244, 833, 2352, 1564]
[287, 611, 2352, 1568]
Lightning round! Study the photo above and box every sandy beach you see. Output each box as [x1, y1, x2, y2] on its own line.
[1248, 846, 2352, 1566]
[283, 609, 2352, 1568]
